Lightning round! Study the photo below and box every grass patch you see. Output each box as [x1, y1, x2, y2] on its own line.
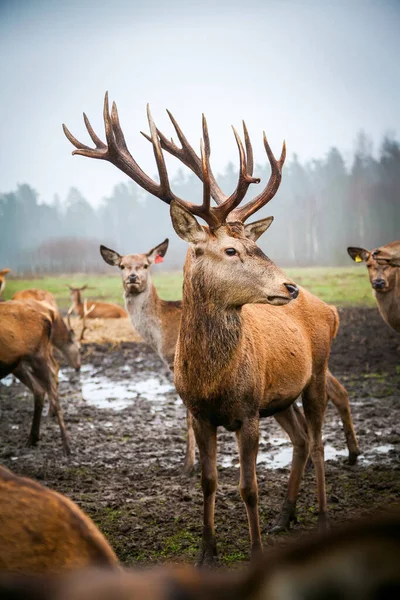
[4, 266, 374, 309]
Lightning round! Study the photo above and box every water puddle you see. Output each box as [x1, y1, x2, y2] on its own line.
[79, 365, 174, 411]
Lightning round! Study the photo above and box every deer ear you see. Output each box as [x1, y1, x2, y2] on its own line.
[100, 245, 122, 267]
[347, 247, 370, 263]
[147, 238, 169, 264]
[170, 200, 208, 244]
[244, 216, 274, 241]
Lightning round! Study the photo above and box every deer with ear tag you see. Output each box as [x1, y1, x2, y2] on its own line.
[64, 94, 359, 564]
[100, 239, 196, 474]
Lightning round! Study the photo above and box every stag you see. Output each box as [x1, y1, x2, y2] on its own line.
[100, 238, 196, 474]
[348, 241, 400, 333]
[0, 301, 70, 454]
[67, 285, 127, 319]
[13, 289, 81, 370]
[0, 465, 118, 573]
[63, 94, 356, 563]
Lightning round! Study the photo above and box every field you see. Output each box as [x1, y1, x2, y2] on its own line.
[1, 268, 399, 568]
[4, 266, 376, 309]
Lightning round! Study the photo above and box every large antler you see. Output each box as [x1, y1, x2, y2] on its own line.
[144, 113, 286, 223]
[63, 93, 283, 226]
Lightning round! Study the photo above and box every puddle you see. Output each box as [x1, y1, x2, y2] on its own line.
[1, 375, 14, 387]
[220, 441, 348, 469]
[79, 366, 174, 411]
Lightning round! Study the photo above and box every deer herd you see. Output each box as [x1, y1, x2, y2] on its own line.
[0, 93, 398, 597]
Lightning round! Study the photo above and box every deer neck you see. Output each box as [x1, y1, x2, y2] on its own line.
[177, 268, 243, 395]
[124, 281, 163, 352]
[73, 293, 84, 317]
[374, 271, 400, 332]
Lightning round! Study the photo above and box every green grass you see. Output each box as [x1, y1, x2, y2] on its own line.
[4, 266, 374, 309]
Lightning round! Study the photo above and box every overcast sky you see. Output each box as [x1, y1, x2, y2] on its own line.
[0, 0, 399, 206]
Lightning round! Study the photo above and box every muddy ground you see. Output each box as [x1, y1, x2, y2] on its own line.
[0, 307, 399, 567]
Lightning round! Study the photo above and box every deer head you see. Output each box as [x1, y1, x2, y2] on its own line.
[348, 246, 398, 293]
[100, 239, 169, 295]
[63, 94, 298, 308]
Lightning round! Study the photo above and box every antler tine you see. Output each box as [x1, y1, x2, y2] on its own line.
[146, 104, 175, 203]
[80, 300, 95, 342]
[214, 126, 260, 223]
[229, 135, 286, 223]
[200, 138, 211, 217]
[242, 121, 254, 176]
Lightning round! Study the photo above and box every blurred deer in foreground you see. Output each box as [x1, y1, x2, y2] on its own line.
[0, 301, 70, 454]
[13, 289, 81, 371]
[0, 268, 11, 296]
[348, 240, 400, 333]
[68, 285, 127, 319]
[64, 94, 357, 563]
[100, 238, 196, 474]
[101, 238, 358, 474]
[1, 510, 399, 599]
[0, 465, 118, 573]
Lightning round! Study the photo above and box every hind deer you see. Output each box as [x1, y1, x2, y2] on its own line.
[100, 240, 358, 474]
[100, 239, 196, 474]
[64, 94, 357, 563]
[348, 241, 400, 333]
[0, 465, 118, 573]
[13, 289, 81, 371]
[0, 301, 70, 455]
[0, 268, 11, 297]
[68, 285, 127, 319]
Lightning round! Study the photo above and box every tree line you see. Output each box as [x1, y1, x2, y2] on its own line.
[1, 132, 399, 273]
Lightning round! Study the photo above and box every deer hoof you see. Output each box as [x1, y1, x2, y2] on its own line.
[26, 436, 39, 448]
[318, 513, 330, 532]
[348, 450, 360, 465]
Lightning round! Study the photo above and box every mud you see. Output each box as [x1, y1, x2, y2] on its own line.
[0, 307, 399, 567]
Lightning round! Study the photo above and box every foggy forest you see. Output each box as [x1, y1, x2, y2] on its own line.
[1, 131, 399, 273]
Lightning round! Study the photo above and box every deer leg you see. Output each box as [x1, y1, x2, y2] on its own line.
[182, 409, 196, 476]
[302, 374, 329, 531]
[236, 417, 262, 559]
[270, 403, 310, 533]
[13, 363, 45, 447]
[193, 417, 218, 566]
[326, 370, 360, 465]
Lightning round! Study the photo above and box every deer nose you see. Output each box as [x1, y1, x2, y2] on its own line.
[129, 274, 138, 283]
[372, 278, 385, 290]
[284, 283, 299, 299]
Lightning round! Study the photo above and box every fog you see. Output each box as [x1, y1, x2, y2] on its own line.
[0, 0, 399, 270]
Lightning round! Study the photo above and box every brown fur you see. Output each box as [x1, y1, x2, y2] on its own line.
[169, 214, 348, 563]
[1, 511, 398, 599]
[68, 286, 127, 319]
[0, 268, 11, 297]
[0, 301, 70, 455]
[13, 289, 81, 370]
[0, 465, 118, 574]
[100, 240, 195, 474]
[348, 240, 400, 333]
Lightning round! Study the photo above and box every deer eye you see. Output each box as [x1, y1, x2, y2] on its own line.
[120, 265, 125, 270]
[143, 264, 149, 269]
[225, 248, 237, 256]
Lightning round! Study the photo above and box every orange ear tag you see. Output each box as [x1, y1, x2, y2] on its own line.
[155, 255, 164, 264]
[355, 255, 362, 263]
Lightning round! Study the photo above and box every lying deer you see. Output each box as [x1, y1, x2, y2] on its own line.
[68, 285, 127, 319]
[348, 240, 400, 333]
[0, 301, 70, 454]
[64, 94, 355, 563]
[13, 289, 81, 371]
[100, 240, 358, 472]
[0, 464, 118, 573]
[0, 268, 11, 296]
[100, 238, 196, 474]
[1, 511, 399, 599]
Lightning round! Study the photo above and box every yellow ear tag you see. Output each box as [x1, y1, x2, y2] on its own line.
[355, 255, 362, 263]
